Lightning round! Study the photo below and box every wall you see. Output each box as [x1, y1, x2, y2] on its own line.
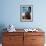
[0, 0, 46, 30]
[0, 0, 46, 31]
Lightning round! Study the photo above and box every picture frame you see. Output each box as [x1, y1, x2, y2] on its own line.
[20, 5, 33, 22]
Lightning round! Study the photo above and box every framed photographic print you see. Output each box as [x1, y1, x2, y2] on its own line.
[20, 5, 33, 22]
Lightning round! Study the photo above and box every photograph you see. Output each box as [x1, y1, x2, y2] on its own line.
[20, 5, 33, 22]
